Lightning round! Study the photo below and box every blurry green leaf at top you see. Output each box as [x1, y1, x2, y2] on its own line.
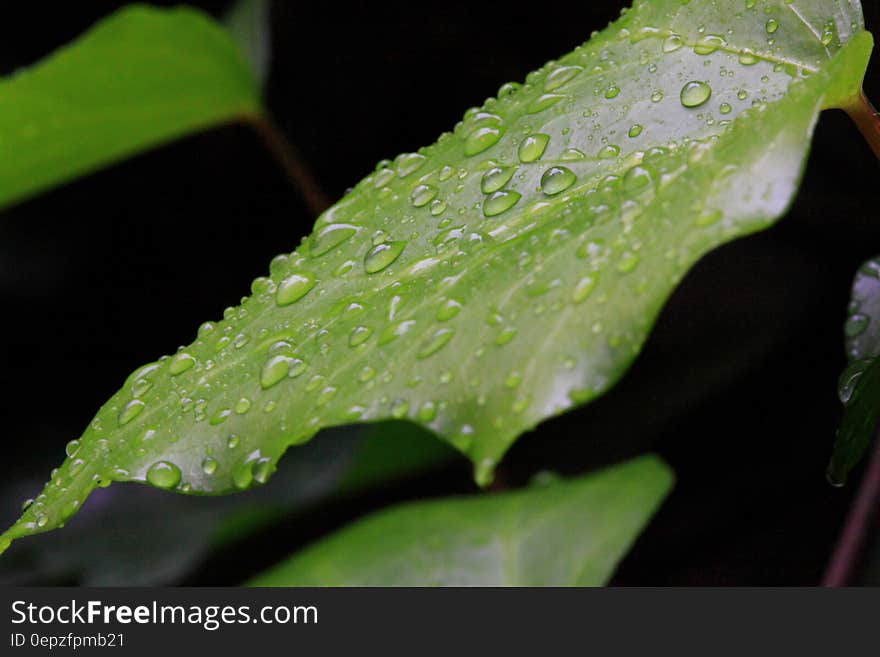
[829, 257, 880, 485]
[224, 0, 271, 89]
[0, 0, 874, 554]
[0, 4, 261, 211]
[248, 455, 673, 586]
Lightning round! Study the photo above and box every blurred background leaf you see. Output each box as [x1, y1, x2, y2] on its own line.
[224, 0, 270, 89]
[0, 4, 261, 211]
[249, 455, 673, 586]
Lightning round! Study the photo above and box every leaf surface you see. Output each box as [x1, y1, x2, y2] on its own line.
[829, 256, 880, 484]
[248, 455, 673, 586]
[1, 0, 873, 551]
[0, 4, 261, 211]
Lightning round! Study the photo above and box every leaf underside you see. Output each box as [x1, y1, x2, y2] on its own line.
[1, 0, 872, 552]
[829, 256, 880, 484]
[0, 4, 261, 212]
[248, 455, 673, 586]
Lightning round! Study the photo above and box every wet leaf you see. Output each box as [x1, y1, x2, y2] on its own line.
[1, 0, 873, 552]
[248, 455, 673, 586]
[0, 424, 457, 585]
[0, 5, 261, 211]
[829, 257, 880, 485]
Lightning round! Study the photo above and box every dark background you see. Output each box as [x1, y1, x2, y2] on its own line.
[0, 0, 879, 585]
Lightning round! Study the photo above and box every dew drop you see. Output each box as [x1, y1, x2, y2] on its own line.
[483, 190, 521, 217]
[464, 126, 503, 156]
[693, 34, 726, 55]
[436, 298, 463, 321]
[571, 275, 597, 303]
[391, 399, 410, 419]
[604, 84, 620, 99]
[544, 65, 582, 90]
[417, 328, 455, 358]
[65, 440, 80, 458]
[540, 166, 576, 196]
[518, 134, 550, 163]
[118, 400, 145, 426]
[628, 124, 643, 138]
[201, 457, 218, 475]
[364, 241, 406, 273]
[598, 144, 620, 159]
[766, 18, 779, 34]
[276, 272, 316, 306]
[310, 224, 357, 257]
[527, 93, 565, 113]
[146, 461, 181, 489]
[349, 325, 373, 347]
[252, 458, 273, 484]
[411, 184, 438, 208]
[234, 397, 251, 415]
[169, 352, 196, 375]
[481, 166, 517, 194]
[680, 80, 712, 107]
[663, 34, 684, 52]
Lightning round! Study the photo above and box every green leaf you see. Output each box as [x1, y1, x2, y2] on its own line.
[0, 424, 457, 585]
[829, 257, 880, 485]
[1, 0, 873, 553]
[248, 455, 673, 586]
[0, 5, 261, 211]
[224, 0, 271, 89]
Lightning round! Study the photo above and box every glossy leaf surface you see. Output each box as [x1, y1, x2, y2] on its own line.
[0, 5, 261, 211]
[249, 455, 673, 586]
[1, 0, 873, 551]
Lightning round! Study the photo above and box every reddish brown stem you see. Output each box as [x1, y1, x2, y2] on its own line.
[822, 432, 880, 586]
[844, 90, 880, 160]
[246, 115, 332, 216]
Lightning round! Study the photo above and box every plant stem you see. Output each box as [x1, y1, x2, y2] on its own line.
[822, 431, 880, 586]
[246, 114, 332, 216]
[844, 90, 880, 160]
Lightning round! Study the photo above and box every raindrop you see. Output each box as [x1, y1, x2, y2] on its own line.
[310, 224, 357, 257]
[118, 400, 145, 426]
[518, 134, 550, 163]
[765, 18, 779, 34]
[364, 241, 406, 273]
[483, 190, 521, 217]
[540, 166, 576, 195]
[544, 65, 582, 90]
[276, 272, 317, 306]
[481, 166, 517, 194]
[169, 352, 196, 375]
[663, 34, 684, 52]
[146, 461, 181, 489]
[680, 80, 712, 107]
[202, 457, 218, 475]
[464, 126, 503, 156]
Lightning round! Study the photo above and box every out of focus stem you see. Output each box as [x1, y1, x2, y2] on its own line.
[845, 90, 880, 160]
[246, 114, 332, 216]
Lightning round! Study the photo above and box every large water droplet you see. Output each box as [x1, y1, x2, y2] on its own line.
[410, 184, 438, 208]
[680, 80, 711, 108]
[310, 224, 357, 257]
[364, 241, 406, 274]
[483, 190, 521, 217]
[518, 134, 550, 163]
[540, 166, 576, 196]
[118, 400, 145, 426]
[464, 126, 503, 156]
[276, 272, 316, 306]
[544, 65, 582, 91]
[765, 18, 779, 34]
[481, 166, 517, 194]
[663, 34, 683, 52]
[146, 461, 181, 489]
[527, 93, 565, 114]
[693, 34, 726, 55]
[169, 352, 195, 375]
